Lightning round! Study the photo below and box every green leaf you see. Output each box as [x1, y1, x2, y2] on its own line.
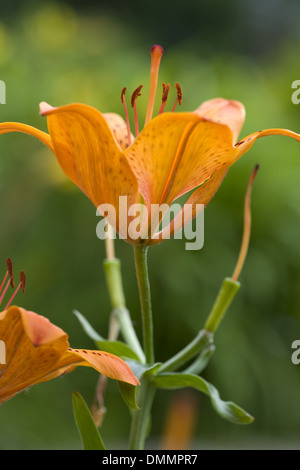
[73, 310, 140, 360]
[125, 359, 162, 381]
[73, 310, 104, 341]
[183, 344, 216, 375]
[118, 381, 139, 410]
[72, 392, 106, 450]
[154, 373, 254, 425]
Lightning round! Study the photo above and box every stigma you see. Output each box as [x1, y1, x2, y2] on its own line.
[120, 44, 183, 145]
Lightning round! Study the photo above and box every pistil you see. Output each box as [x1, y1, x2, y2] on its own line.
[144, 45, 163, 126]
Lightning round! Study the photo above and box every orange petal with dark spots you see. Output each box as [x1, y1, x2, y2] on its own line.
[103, 112, 134, 150]
[152, 167, 228, 242]
[67, 348, 140, 385]
[234, 128, 300, 160]
[0, 306, 139, 403]
[194, 98, 246, 143]
[125, 112, 237, 209]
[41, 103, 140, 235]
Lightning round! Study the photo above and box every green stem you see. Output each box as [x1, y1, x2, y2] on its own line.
[157, 330, 213, 374]
[183, 344, 216, 375]
[103, 258, 145, 363]
[134, 246, 154, 364]
[204, 277, 240, 333]
[128, 377, 156, 450]
[103, 258, 126, 309]
[113, 307, 145, 363]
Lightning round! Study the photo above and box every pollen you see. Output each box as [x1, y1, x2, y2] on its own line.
[158, 83, 171, 115]
[7, 257, 14, 288]
[131, 85, 143, 137]
[121, 87, 127, 103]
[20, 271, 26, 293]
[175, 82, 183, 105]
[172, 82, 183, 112]
[162, 82, 171, 103]
[131, 85, 143, 108]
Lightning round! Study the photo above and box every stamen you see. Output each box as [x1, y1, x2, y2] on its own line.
[20, 271, 26, 293]
[231, 164, 260, 282]
[7, 257, 14, 288]
[158, 82, 170, 115]
[4, 271, 26, 310]
[144, 45, 164, 126]
[0, 258, 14, 302]
[171, 82, 183, 112]
[0, 279, 12, 306]
[120, 87, 132, 147]
[0, 272, 8, 295]
[131, 85, 143, 137]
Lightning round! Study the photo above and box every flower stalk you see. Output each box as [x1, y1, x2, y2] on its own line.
[134, 245, 154, 364]
[103, 257, 145, 363]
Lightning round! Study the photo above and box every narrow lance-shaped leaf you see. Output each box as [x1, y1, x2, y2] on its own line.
[73, 310, 140, 361]
[72, 391, 106, 450]
[154, 372, 254, 425]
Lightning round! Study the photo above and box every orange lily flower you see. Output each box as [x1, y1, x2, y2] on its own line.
[1, 45, 300, 244]
[0, 260, 139, 404]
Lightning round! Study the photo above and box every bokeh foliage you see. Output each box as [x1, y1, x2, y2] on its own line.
[1, 0, 300, 449]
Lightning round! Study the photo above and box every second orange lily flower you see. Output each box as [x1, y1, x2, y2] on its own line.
[0, 259, 139, 404]
[0, 45, 299, 244]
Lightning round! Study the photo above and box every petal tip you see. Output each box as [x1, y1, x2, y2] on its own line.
[39, 101, 55, 116]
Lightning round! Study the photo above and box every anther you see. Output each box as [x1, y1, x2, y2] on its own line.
[158, 82, 170, 114]
[131, 85, 143, 137]
[7, 257, 14, 288]
[171, 82, 183, 112]
[120, 87, 132, 147]
[20, 271, 26, 293]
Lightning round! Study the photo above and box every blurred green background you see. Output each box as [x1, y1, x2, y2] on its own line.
[1, 0, 300, 450]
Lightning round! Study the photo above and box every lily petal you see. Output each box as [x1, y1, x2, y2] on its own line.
[235, 128, 300, 160]
[103, 113, 134, 150]
[194, 98, 246, 143]
[154, 127, 300, 243]
[153, 168, 228, 242]
[0, 306, 139, 403]
[0, 122, 53, 151]
[41, 103, 140, 236]
[125, 112, 236, 209]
